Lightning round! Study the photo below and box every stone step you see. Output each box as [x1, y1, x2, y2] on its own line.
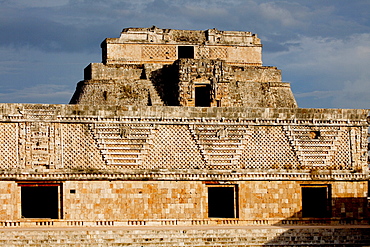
[0, 227, 369, 246]
[199, 140, 242, 144]
[105, 159, 140, 165]
[105, 154, 139, 159]
[205, 149, 237, 153]
[102, 149, 142, 154]
[94, 126, 154, 131]
[209, 154, 235, 159]
[100, 139, 147, 144]
[294, 142, 333, 147]
[198, 136, 245, 140]
[195, 127, 249, 130]
[97, 135, 150, 139]
[104, 144, 144, 149]
[299, 153, 329, 157]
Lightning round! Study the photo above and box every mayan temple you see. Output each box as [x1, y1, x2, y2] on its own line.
[0, 26, 369, 246]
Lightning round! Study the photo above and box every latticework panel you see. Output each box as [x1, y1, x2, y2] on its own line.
[143, 125, 204, 169]
[61, 124, 106, 169]
[330, 128, 352, 170]
[196, 47, 228, 59]
[240, 126, 299, 169]
[209, 47, 228, 59]
[197, 47, 210, 59]
[142, 45, 176, 60]
[0, 123, 18, 169]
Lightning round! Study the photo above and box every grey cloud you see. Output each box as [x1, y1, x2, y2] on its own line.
[0, 0, 369, 108]
[265, 33, 370, 108]
[2, 0, 369, 54]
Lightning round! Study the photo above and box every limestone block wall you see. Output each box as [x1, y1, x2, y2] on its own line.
[102, 43, 262, 65]
[70, 79, 161, 106]
[84, 63, 143, 80]
[102, 27, 262, 65]
[0, 180, 366, 222]
[54, 180, 370, 221]
[73, 58, 296, 107]
[63, 181, 205, 221]
[175, 59, 296, 107]
[239, 180, 367, 220]
[233, 66, 282, 82]
[0, 181, 19, 220]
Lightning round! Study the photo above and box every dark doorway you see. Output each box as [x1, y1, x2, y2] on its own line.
[195, 85, 211, 107]
[208, 186, 237, 218]
[302, 186, 330, 218]
[178, 46, 194, 59]
[21, 185, 59, 219]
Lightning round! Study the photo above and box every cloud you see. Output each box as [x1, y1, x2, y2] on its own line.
[0, 0, 369, 108]
[265, 33, 370, 108]
[258, 2, 303, 27]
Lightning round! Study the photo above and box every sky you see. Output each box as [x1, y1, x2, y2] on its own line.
[0, 0, 369, 109]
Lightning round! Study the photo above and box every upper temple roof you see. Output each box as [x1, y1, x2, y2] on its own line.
[114, 26, 262, 46]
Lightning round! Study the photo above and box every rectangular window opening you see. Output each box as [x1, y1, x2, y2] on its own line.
[19, 183, 61, 219]
[301, 185, 331, 218]
[195, 85, 211, 107]
[178, 46, 194, 59]
[208, 185, 238, 218]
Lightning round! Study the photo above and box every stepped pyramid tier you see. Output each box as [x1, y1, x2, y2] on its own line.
[0, 27, 369, 245]
[70, 26, 297, 108]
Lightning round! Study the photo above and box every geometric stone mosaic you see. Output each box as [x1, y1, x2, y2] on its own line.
[284, 126, 352, 170]
[21, 122, 60, 169]
[142, 45, 176, 60]
[193, 124, 249, 169]
[0, 120, 361, 172]
[61, 124, 105, 169]
[143, 125, 204, 169]
[240, 126, 300, 170]
[85, 122, 360, 171]
[209, 47, 228, 59]
[0, 123, 18, 169]
[331, 127, 352, 170]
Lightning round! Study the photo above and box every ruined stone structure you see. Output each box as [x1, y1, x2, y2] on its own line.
[70, 26, 296, 108]
[0, 27, 369, 246]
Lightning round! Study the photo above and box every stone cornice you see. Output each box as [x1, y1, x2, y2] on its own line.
[0, 170, 367, 181]
[0, 104, 367, 127]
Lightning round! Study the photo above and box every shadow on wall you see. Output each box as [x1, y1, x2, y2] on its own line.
[149, 64, 180, 106]
[263, 196, 370, 246]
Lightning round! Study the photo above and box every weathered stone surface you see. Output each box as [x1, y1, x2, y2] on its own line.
[70, 27, 296, 108]
[0, 27, 369, 246]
